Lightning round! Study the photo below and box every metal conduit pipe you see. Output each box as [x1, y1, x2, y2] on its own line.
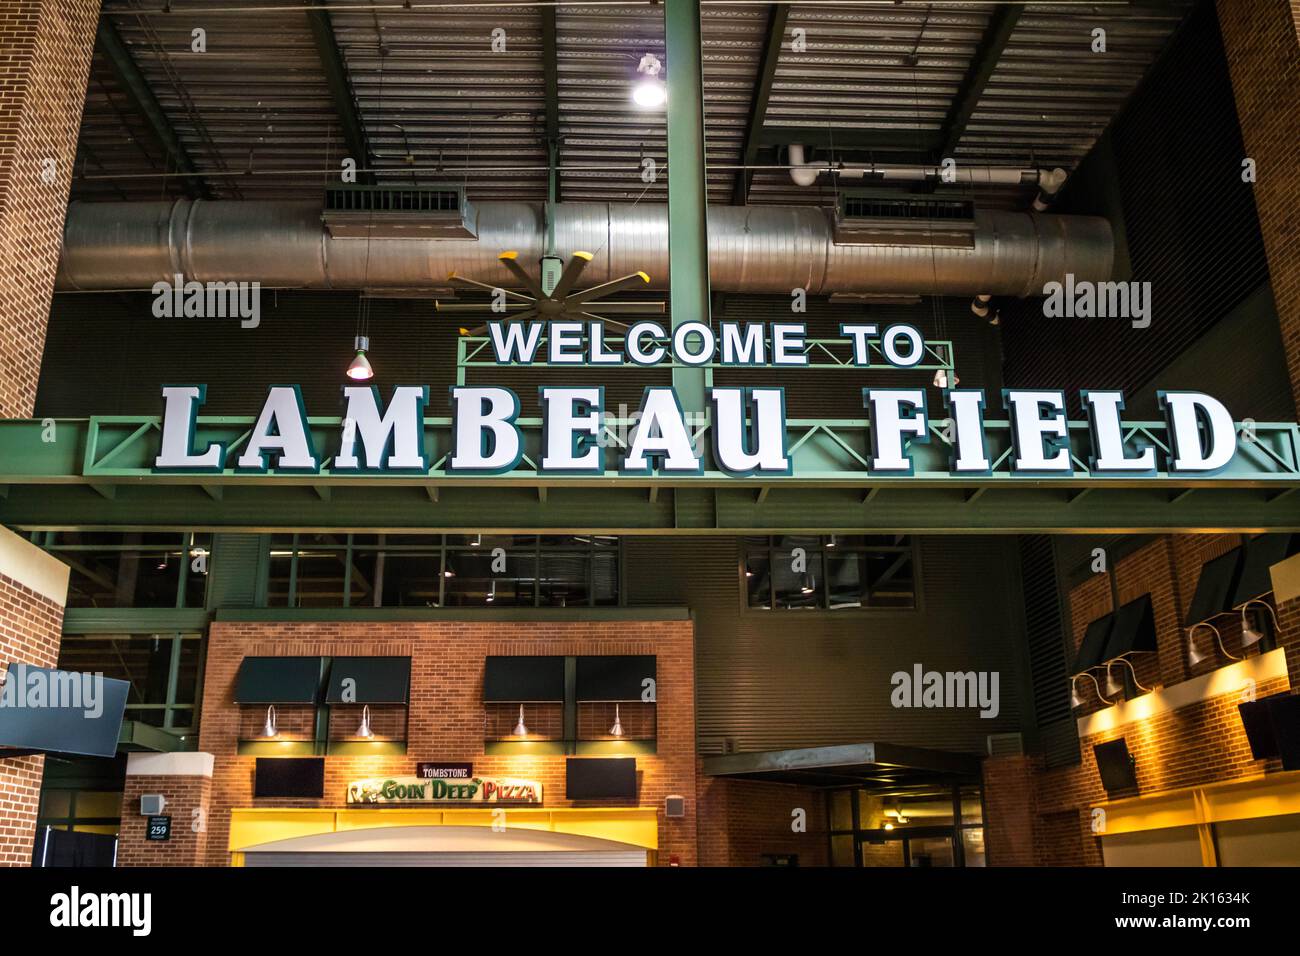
[785, 142, 1069, 192]
[55, 198, 1113, 298]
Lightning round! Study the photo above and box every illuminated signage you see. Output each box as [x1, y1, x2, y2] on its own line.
[147, 322, 1267, 480]
[346, 775, 542, 805]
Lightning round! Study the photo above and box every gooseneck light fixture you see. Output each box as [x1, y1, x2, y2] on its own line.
[1187, 621, 1240, 667]
[262, 705, 278, 739]
[609, 704, 625, 738]
[513, 704, 529, 737]
[1070, 671, 1113, 708]
[1239, 599, 1277, 648]
[356, 704, 374, 739]
[632, 53, 666, 109]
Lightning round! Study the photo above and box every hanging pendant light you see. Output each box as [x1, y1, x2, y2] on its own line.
[513, 704, 528, 737]
[609, 704, 625, 738]
[356, 704, 374, 739]
[346, 335, 374, 381]
[486, 580, 496, 604]
[800, 573, 816, 595]
[262, 705, 278, 739]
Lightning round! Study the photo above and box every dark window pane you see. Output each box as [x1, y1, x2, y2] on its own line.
[445, 553, 537, 607]
[377, 553, 441, 607]
[746, 554, 771, 608]
[62, 547, 181, 608]
[267, 535, 296, 607]
[592, 551, 619, 605]
[773, 550, 822, 609]
[291, 540, 348, 607]
[540, 552, 590, 606]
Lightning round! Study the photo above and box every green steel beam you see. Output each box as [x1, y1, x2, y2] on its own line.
[4, 483, 1300, 534]
[117, 720, 189, 753]
[542, 4, 561, 203]
[96, 19, 212, 200]
[307, 2, 373, 184]
[938, 4, 1024, 161]
[665, 0, 710, 414]
[733, 3, 790, 205]
[3, 415, 1300, 532]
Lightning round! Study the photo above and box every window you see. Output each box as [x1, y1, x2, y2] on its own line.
[56, 632, 203, 732]
[828, 785, 985, 868]
[744, 535, 917, 610]
[267, 534, 621, 608]
[39, 532, 211, 609]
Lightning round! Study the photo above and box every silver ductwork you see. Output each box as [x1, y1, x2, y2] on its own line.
[56, 199, 1113, 298]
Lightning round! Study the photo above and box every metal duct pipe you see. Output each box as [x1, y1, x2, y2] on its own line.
[56, 199, 1113, 298]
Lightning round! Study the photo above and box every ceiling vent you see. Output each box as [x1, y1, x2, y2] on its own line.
[834, 193, 976, 249]
[322, 185, 477, 239]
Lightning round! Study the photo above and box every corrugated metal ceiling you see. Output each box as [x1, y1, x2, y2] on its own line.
[72, 1, 1194, 209]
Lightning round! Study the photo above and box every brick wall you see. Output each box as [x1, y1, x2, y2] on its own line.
[0, 570, 66, 866]
[1216, 0, 1300, 416]
[117, 767, 212, 867]
[194, 619, 696, 866]
[1024, 535, 1298, 865]
[980, 754, 1038, 866]
[695, 769, 828, 867]
[0, 0, 100, 418]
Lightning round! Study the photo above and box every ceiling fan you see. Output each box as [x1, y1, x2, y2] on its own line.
[435, 250, 665, 335]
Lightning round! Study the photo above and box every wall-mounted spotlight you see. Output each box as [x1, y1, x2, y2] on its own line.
[632, 53, 666, 109]
[262, 705, 278, 739]
[356, 704, 374, 739]
[610, 704, 625, 738]
[1239, 599, 1277, 648]
[513, 704, 529, 737]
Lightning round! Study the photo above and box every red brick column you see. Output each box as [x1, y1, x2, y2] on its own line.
[0, 525, 70, 866]
[116, 754, 214, 866]
[1216, 0, 1300, 416]
[0, 0, 101, 418]
[981, 754, 1040, 866]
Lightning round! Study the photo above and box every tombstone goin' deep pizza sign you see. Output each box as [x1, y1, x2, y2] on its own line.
[346, 775, 542, 805]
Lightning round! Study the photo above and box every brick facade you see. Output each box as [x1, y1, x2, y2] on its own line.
[116, 755, 214, 867]
[0, 568, 67, 866]
[984, 535, 1299, 866]
[696, 768, 828, 867]
[176, 618, 697, 866]
[1216, 0, 1300, 416]
[0, 0, 100, 418]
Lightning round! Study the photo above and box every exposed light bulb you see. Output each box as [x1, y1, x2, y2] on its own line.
[347, 335, 373, 380]
[632, 78, 666, 109]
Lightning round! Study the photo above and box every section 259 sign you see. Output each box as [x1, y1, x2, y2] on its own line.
[346, 776, 542, 805]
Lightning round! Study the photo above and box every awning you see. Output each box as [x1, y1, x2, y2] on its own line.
[702, 742, 980, 790]
[1103, 594, 1156, 660]
[483, 656, 565, 701]
[325, 656, 411, 704]
[234, 656, 323, 704]
[1186, 546, 1244, 626]
[1233, 533, 1300, 606]
[1072, 612, 1115, 673]
[575, 656, 655, 701]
